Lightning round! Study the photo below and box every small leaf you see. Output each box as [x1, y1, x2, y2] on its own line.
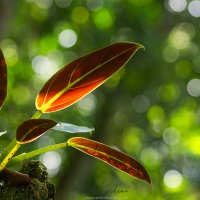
[36, 42, 143, 113]
[0, 49, 7, 109]
[67, 137, 151, 185]
[16, 119, 57, 144]
[52, 122, 94, 133]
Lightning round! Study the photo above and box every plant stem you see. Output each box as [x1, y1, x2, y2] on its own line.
[0, 138, 16, 164]
[0, 142, 20, 171]
[0, 110, 43, 172]
[8, 142, 68, 167]
[31, 110, 43, 119]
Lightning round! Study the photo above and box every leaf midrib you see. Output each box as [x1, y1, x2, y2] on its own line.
[39, 44, 138, 112]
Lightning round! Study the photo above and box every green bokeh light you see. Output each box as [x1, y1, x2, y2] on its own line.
[147, 105, 165, 123]
[92, 8, 114, 29]
[72, 6, 90, 24]
[157, 83, 180, 102]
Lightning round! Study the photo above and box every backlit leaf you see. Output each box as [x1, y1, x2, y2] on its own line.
[36, 42, 143, 113]
[0, 49, 7, 109]
[16, 119, 57, 144]
[52, 122, 94, 133]
[67, 137, 151, 185]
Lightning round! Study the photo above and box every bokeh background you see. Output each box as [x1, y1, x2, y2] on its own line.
[0, 0, 200, 199]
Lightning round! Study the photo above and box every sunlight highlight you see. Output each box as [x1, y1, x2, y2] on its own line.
[32, 55, 51, 74]
[163, 127, 181, 145]
[40, 151, 61, 177]
[187, 79, 200, 97]
[58, 29, 77, 48]
[188, 0, 200, 17]
[87, 0, 104, 11]
[164, 170, 183, 190]
[168, 0, 187, 12]
[55, 0, 72, 8]
[76, 93, 97, 116]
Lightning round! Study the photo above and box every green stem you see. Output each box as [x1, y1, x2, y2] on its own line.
[0, 142, 20, 171]
[0, 110, 43, 172]
[31, 110, 43, 119]
[8, 142, 68, 167]
[0, 138, 16, 164]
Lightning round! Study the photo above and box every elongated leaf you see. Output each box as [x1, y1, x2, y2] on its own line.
[52, 122, 94, 133]
[67, 137, 151, 185]
[36, 42, 143, 113]
[0, 49, 7, 109]
[16, 119, 57, 144]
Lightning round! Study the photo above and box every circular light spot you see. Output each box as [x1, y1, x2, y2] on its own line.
[40, 151, 61, 177]
[58, 29, 77, 48]
[72, 6, 89, 24]
[140, 147, 161, 169]
[122, 127, 144, 153]
[32, 55, 51, 74]
[157, 84, 180, 102]
[132, 95, 150, 113]
[0, 39, 19, 67]
[163, 127, 181, 145]
[92, 8, 114, 29]
[163, 46, 179, 62]
[12, 85, 31, 105]
[164, 170, 182, 189]
[3, 47, 19, 67]
[76, 93, 97, 116]
[170, 30, 190, 50]
[87, 0, 104, 11]
[188, 0, 200, 17]
[168, 23, 195, 50]
[147, 105, 165, 123]
[168, 0, 187, 12]
[35, 0, 53, 9]
[55, 0, 72, 8]
[187, 79, 200, 97]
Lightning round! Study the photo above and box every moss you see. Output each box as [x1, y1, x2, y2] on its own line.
[19, 160, 48, 183]
[0, 160, 55, 200]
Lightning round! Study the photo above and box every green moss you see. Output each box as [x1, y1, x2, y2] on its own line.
[19, 160, 48, 182]
[0, 160, 55, 200]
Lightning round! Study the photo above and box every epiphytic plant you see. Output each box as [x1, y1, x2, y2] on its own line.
[0, 42, 151, 187]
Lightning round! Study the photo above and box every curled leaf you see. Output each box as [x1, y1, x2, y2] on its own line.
[0, 49, 7, 109]
[52, 122, 94, 133]
[16, 119, 57, 144]
[36, 42, 143, 113]
[67, 137, 151, 185]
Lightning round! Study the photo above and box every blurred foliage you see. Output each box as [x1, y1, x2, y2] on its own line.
[0, 0, 200, 199]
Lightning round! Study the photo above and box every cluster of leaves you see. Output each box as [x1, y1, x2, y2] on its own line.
[0, 43, 151, 186]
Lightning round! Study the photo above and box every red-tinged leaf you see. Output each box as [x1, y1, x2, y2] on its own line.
[67, 137, 151, 185]
[36, 42, 143, 113]
[16, 119, 57, 144]
[0, 49, 7, 109]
